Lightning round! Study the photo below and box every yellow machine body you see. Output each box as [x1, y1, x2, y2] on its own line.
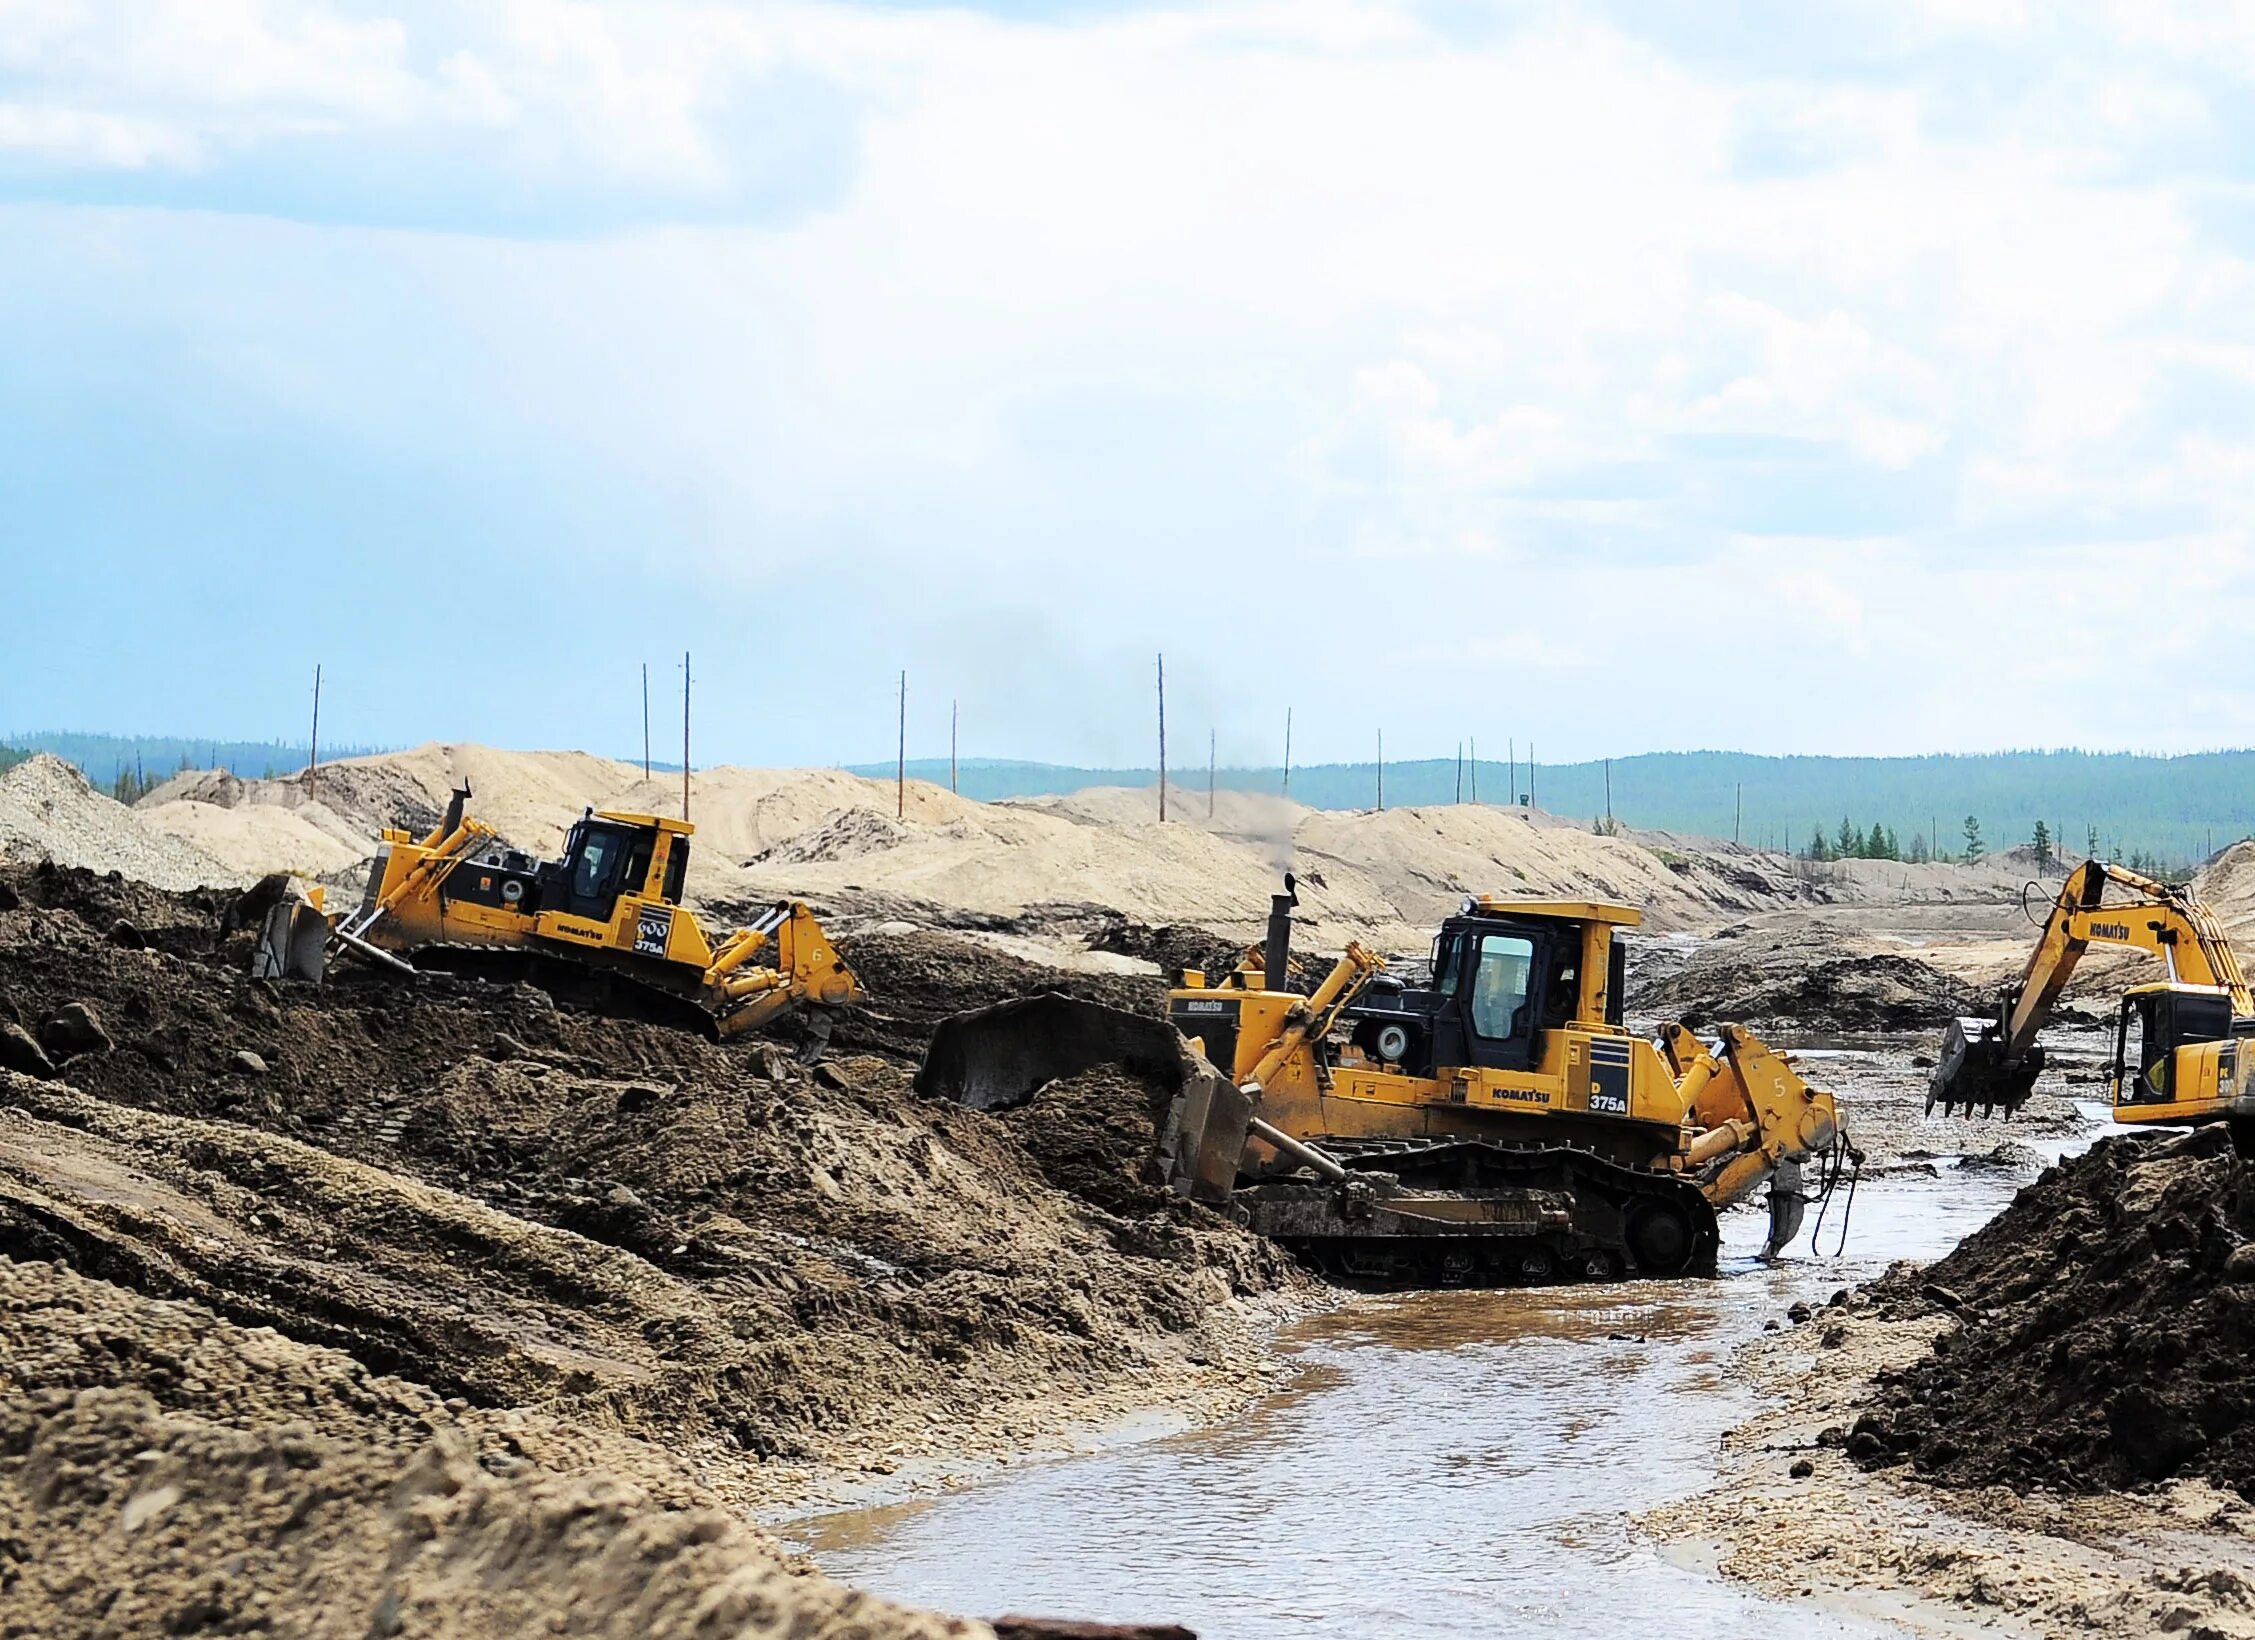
[338, 796, 860, 1039]
[1171, 894, 1843, 1215]
[1933, 859, 2255, 1146]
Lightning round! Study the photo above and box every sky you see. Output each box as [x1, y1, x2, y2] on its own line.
[6, 0, 2255, 769]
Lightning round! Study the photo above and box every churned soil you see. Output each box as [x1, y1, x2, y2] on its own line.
[1854, 1126, 2255, 1497]
[0, 860, 1303, 1637]
[1630, 922, 1982, 1034]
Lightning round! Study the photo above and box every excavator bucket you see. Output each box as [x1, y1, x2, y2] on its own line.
[914, 993, 1251, 1205]
[1928, 1015, 2044, 1117]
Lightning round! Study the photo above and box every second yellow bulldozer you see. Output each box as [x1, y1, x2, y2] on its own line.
[920, 878, 1852, 1284]
[257, 784, 861, 1044]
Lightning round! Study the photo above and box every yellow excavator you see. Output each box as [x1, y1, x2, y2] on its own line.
[1929, 858, 2255, 1150]
[919, 880, 1853, 1284]
[254, 785, 861, 1043]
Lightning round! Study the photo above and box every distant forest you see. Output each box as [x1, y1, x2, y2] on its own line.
[851, 749, 2255, 873]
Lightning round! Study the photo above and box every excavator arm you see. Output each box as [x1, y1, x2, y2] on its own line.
[1929, 859, 2252, 1116]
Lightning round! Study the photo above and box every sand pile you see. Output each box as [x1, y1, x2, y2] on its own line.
[1294, 806, 1789, 934]
[0, 754, 234, 890]
[103, 741, 2044, 950]
[2196, 840, 2255, 943]
[738, 802, 1404, 943]
[0, 1257, 974, 1640]
[1630, 924, 1981, 1032]
[140, 795, 370, 878]
[1853, 1127, 2255, 1496]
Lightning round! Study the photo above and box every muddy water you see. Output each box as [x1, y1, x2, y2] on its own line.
[786, 1161, 2047, 1639]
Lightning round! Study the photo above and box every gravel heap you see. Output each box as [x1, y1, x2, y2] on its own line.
[0, 754, 234, 890]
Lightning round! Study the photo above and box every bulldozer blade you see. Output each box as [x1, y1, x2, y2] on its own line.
[251, 895, 330, 983]
[1927, 1016, 2043, 1118]
[914, 992, 1248, 1206]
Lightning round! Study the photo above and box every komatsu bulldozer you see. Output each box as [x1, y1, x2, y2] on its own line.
[919, 880, 1852, 1285]
[253, 785, 861, 1043]
[1929, 857, 2255, 1152]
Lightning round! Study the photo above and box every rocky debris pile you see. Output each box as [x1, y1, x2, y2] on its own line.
[1852, 1127, 2255, 1496]
[829, 929, 1166, 1063]
[1630, 924, 1980, 1033]
[1084, 917, 1243, 982]
[0, 753, 234, 890]
[0, 1257, 977, 1640]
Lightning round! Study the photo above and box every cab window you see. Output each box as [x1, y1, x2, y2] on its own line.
[573, 828, 622, 899]
[1469, 934, 1535, 1040]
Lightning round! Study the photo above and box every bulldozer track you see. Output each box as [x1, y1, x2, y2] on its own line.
[1241, 1137, 1721, 1289]
[399, 943, 726, 1038]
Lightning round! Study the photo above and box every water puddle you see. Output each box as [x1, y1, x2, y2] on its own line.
[784, 1163, 2049, 1638]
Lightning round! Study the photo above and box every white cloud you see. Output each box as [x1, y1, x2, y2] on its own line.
[9, 0, 2255, 760]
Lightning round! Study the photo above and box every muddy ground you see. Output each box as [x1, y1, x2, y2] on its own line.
[1648, 1098, 2255, 1638]
[0, 861, 1306, 1638]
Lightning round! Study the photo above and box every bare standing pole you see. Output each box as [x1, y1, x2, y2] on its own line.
[1376, 729, 1383, 811]
[1605, 757, 1612, 825]
[1735, 781, 1743, 846]
[1283, 708, 1292, 797]
[1156, 653, 1167, 823]
[681, 651, 691, 821]
[950, 699, 958, 794]
[896, 670, 906, 820]
[1508, 738, 1516, 804]
[307, 664, 321, 799]
[1455, 742, 1463, 804]
[1208, 728, 1216, 820]
[642, 663, 651, 781]
[1470, 737, 1478, 803]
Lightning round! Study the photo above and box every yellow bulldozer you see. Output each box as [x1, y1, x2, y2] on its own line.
[253, 785, 861, 1044]
[919, 879, 1853, 1284]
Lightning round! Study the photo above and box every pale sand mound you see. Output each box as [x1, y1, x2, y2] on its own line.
[740, 800, 1404, 943]
[0, 754, 235, 890]
[0, 1257, 976, 1640]
[140, 797, 370, 878]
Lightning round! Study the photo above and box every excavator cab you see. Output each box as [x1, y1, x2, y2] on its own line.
[2110, 982, 2240, 1110]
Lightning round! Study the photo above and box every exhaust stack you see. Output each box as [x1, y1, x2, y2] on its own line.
[1264, 873, 1298, 992]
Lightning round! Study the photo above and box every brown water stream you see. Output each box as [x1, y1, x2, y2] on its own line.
[785, 1153, 2053, 1639]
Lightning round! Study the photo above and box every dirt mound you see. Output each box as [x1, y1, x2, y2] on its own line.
[830, 929, 1167, 1063]
[0, 1257, 973, 1640]
[0, 754, 235, 890]
[1631, 925, 1980, 1032]
[0, 863, 1297, 1495]
[1002, 1065, 1180, 1216]
[1853, 1127, 2255, 1496]
[1083, 917, 1243, 981]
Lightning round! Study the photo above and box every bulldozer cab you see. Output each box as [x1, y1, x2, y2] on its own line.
[1348, 902, 1633, 1080]
[547, 811, 690, 925]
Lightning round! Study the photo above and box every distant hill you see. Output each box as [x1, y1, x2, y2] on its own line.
[848, 749, 2255, 871]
